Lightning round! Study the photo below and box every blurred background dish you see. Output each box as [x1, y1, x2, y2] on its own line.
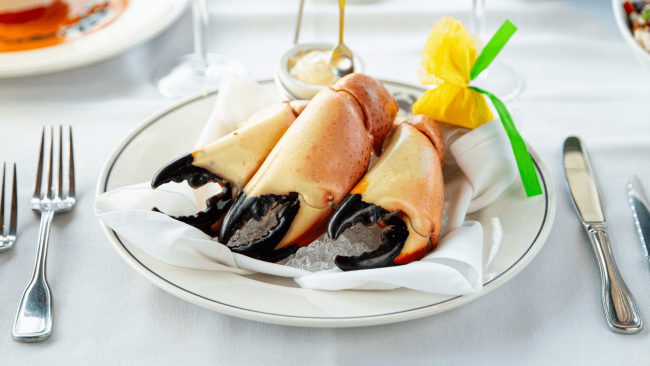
[614, 0, 650, 71]
[0, 0, 129, 53]
[0, 0, 187, 78]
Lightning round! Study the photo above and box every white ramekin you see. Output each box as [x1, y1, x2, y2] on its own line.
[275, 43, 364, 100]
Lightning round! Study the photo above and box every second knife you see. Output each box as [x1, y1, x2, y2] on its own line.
[628, 175, 650, 270]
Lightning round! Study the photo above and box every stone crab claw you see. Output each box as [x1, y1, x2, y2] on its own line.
[327, 114, 445, 271]
[150, 100, 309, 236]
[218, 74, 399, 262]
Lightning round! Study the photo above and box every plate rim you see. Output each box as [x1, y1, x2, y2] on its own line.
[95, 79, 557, 327]
[0, 0, 189, 78]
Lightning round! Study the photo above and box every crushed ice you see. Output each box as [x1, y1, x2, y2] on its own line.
[227, 206, 280, 248]
[283, 224, 383, 272]
[439, 191, 450, 236]
[283, 190, 451, 272]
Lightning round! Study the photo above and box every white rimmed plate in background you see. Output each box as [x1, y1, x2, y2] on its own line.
[0, 0, 188, 78]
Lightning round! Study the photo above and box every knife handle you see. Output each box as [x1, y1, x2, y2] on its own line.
[586, 224, 643, 334]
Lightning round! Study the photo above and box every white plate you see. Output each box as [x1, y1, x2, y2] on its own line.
[0, 0, 188, 78]
[95, 79, 556, 327]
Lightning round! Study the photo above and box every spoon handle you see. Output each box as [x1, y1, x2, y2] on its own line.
[338, 0, 346, 44]
[294, 0, 305, 45]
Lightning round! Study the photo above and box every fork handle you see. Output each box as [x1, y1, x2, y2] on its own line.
[586, 224, 643, 334]
[12, 210, 54, 342]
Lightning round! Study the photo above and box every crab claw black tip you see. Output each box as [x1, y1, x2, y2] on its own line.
[151, 153, 222, 189]
[334, 215, 409, 271]
[327, 194, 390, 240]
[152, 182, 234, 237]
[219, 192, 301, 262]
[328, 194, 408, 271]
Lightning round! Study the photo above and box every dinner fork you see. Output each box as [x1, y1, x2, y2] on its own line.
[0, 162, 17, 252]
[12, 126, 75, 342]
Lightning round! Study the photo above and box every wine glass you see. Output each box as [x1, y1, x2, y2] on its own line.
[152, 0, 249, 99]
[470, 0, 523, 102]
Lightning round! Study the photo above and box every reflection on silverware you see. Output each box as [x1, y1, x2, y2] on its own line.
[628, 175, 650, 270]
[563, 136, 643, 334]
[0, 162, 17, 252]
[12, 126, 76, 343]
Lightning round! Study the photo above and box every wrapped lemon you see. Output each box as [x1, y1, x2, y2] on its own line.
[413, 17, 494, 129]
[413, 17, 542, 198]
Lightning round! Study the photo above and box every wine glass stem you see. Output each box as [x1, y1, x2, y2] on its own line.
[191, 0, 209, 70]
[470, 0, 486, 39]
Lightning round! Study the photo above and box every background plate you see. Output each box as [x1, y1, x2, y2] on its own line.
[0, 0, 188, 78]
[95, 79, 556, 327]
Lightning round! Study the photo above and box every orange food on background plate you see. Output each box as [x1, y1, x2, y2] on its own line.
[0, 0, 128, 52]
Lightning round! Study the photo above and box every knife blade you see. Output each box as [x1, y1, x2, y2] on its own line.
[563, 136, 643, 334]
[628, 175, 650, 267]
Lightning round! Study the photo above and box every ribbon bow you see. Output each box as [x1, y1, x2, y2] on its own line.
[413, 18, 542, 198]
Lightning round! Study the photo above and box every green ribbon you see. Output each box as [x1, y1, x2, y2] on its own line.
[469, 20, 542, 197]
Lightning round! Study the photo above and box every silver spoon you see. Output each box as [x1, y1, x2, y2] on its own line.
[330, 0, 354, 78]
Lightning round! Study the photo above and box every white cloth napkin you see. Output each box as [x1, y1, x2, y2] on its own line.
[195, 72, 281, 148]
[94, 75, 518, 295]
[449, 120, 517, 213]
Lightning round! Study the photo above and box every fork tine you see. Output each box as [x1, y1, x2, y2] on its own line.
[68, 126, 75, 199]
[56, 125, 63, 200]
[33, 127, 45, 201]
[9, 163, 17, 237]
[46, 126, 54, 200]
[1, 162, 5, 236]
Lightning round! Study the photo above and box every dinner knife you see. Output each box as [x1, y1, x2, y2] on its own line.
[563, 137, 643, 334]
[628, 175, 650, 269]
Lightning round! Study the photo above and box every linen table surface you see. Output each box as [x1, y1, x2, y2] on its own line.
[1, 0, 649, 364]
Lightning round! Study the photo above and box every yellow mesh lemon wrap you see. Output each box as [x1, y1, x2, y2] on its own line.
[412, 85, 493, 130]
[413, 17, 494, 129]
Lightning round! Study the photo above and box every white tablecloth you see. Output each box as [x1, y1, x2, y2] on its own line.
[2, 0, 650, 364]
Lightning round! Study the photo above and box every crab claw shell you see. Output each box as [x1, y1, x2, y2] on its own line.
[152, 101, 305, 192]
[151, 153, 223, 189]
[333, 215, 409, 271]
[184, 101, 301, 194]
[218, 76, 398, 261]
[288, 100, 310, 116]
[334, 73, 399, 156]
[223, 193, 301, 262]
[220, 87, 370, 249]
[152, 182, 233, 236]
[151, 101, 305, 234]
[328, 115, 445, 270]
[402, 114, 445, 166]
[327, 194, 410, 270]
